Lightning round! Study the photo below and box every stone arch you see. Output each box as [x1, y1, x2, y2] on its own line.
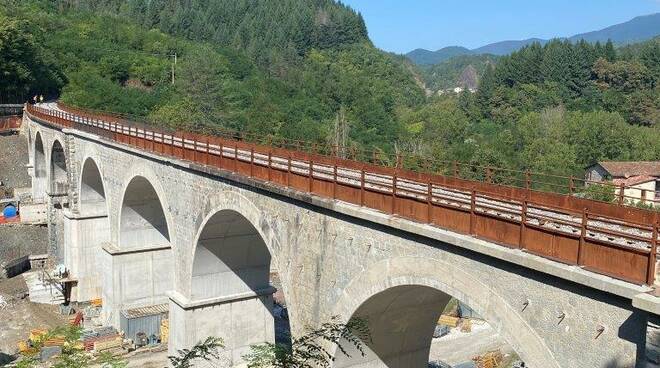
[185, 191, 284, 291]
[191, 209, 272, 300]
[78, 157, 108, 216]
[32, 131, 47, 201]
[49, 139, 68, 194]
[170, 191, 292, 364]
[119, 175, 171, 250]
[331, 257, 559, 368]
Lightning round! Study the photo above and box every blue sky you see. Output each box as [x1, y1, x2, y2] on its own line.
[341, 0, 660, 54]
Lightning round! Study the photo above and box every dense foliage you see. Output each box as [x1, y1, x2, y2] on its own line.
[398, 38, 660, 179]
[2, 0, 422, 152]
[60, 0, 369, 68]
[2, 0, 659, 183]
[420, 54, 499, 91]
[0, 10, 65, 103]
[244, 317, 370, 368]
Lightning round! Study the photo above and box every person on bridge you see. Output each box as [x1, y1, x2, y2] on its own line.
[39, 95, 44, 103]
[32, 95, 37, 104]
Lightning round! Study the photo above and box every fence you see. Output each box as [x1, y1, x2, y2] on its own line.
[0, 116, 22, 132]
[25, 103, 660, 285]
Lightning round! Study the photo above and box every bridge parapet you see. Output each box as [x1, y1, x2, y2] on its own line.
[24, 103, 660, 286]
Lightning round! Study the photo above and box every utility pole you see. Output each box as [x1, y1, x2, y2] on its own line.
[334, 105, 349, 158]
[171, 53, 177, 85]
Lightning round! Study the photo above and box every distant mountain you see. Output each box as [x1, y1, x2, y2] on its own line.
[407, 13, 660, 65]
[406, 46, 472, 65]
[568, 13, 660, 44]
[472, 38, 547, 56]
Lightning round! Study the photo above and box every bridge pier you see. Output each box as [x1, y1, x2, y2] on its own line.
[46, 193, 67, 263]
[168, 289, 276, 366]
[62, 211, 109, 302]
[100, 244, 173, 327]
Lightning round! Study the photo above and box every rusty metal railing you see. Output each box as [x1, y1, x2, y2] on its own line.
[25, 103, 660, 285]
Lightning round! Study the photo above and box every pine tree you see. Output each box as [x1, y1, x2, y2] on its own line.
[604, 39, 617, 62]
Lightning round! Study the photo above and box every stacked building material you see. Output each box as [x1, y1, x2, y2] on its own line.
[438, 315, 460, 328]
[93, 336, 123, 353]
[160, 319, 169, 344]
[81, 326, 120, 352]
[42, 337, 66, 347]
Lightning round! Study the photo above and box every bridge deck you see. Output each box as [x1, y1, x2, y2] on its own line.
[25, 103, 660, 285]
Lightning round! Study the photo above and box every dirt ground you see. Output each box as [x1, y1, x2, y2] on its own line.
[0, 132, 30, 193]
[0, 275, 68, 362]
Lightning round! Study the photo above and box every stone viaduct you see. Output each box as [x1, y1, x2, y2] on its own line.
[19, 104, 660, 368]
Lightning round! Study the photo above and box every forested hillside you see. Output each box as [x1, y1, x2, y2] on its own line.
[419, 54, 499, 91]
[1, 0, 423, 152]
[60, 0, 369, 68]
[1, 0, 659, 184]
[398, 37, 660, 179]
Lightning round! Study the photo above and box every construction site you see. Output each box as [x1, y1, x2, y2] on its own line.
[1, 110, 171, 366]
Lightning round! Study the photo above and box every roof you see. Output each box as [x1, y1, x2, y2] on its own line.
[591, 161, 660, 178]
[612, 175, 656, 187]
[120, 304, 168, 319]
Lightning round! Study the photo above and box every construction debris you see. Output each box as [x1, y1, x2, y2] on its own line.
[472, 350, 503, 368]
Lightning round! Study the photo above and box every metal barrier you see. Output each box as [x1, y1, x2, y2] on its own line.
[25, 103, 660, 285]
[0, 116, 21, 132]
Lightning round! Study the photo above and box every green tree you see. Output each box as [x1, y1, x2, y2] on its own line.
[168, 337, 225, 368]
[243, 317, 370, 368]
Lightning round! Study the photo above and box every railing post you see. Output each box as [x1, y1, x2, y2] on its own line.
[519, 200, 528, 249]
[569, 176, 575, 196]
[578, 208, 588, 266]
[486, 167, 492, 184]
[234, 143, 238, 173]
[618, 183, 625, 205]
[308, 159, 314, 193]
[250, 147, 254, 177]
[525, 171, 531, 190]
[647, 223, 658, 285]
[360, 166, 365, 206]
[267, 150, 272, 182]
[427, 180, 433, 224]
[470, 189, 476, 236]
[204, 136, 209, 165]
[333, 157, 338, 199]
[287, 154, 292, 187]
[391, 170, 397, 214]
[218, 141, 224, 169]
[453, 161, 459, 178]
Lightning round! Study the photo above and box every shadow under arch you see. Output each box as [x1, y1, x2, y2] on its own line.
[119, 175, 171, 249]
[331, 257, 559, 368]
[49, 139, 67, 195]
[32, 131, 47, 201]
[191, 209, 272, 300]
[78, 157, 109, 216]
